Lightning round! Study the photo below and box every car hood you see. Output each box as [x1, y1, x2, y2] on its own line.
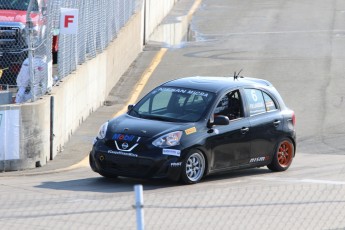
[0, 10, 39, 23]
[107, 114, 192, 139]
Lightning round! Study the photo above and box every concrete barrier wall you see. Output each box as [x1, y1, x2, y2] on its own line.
[0, 99, 50, 171]
[145, 0, 180, 42]
[0, 0, 180, 171]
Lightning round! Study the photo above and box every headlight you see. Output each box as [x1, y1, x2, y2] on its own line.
[97, 122, 108, 139]
[152, 131, 183, 148]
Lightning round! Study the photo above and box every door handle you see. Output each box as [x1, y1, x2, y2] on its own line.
[273, 120, 281, 127]
[241, 127, 249, 134]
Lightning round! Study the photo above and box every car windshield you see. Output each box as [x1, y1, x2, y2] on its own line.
[0, 0, 39, 11]
[128, 86, 215, 122]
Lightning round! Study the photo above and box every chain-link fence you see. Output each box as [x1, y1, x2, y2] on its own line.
[0, 182, 345, 229]
[0, 0, 138, 104]
[0, 0, 51, 103]
[51, 0, 138, 79]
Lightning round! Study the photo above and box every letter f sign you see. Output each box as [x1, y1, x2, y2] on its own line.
[60, 8, 79, 34]
[64, 15, 74, 28]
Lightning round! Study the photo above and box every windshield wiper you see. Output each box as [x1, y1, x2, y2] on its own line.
[142, 114, 175, 122]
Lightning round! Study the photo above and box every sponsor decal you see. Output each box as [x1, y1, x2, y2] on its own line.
[266, 101, 274, 108]
[163, 149, 181, 157]
[249, 102, 265, 110]
[121, 142, 129, 149]
[249, 156, 270, 163]
[108, 150, 138, 157]
[185, 127, 197, 135]
[112, 133, 136, 142]
[114, 141, 138, 152]
[170, 162, 182, 167]
[157, 87, 210, 97]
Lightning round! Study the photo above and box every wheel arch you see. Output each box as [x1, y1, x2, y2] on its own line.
[287, 136, 296, 157]
[185, 145, 210, 176]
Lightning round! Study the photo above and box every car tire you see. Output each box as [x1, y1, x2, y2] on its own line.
[267, 138, 294, 172]
[89, 153, 97, 172]
[180, 149, 206, 184]
[99, 171, 118, 179]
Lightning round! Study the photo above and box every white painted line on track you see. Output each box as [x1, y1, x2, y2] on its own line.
[254, 177, 345, 185]
[201, 29, 345, 37]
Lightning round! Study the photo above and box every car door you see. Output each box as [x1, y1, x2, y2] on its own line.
[243, 88, 285, 163]
[206, 90, 252, 170]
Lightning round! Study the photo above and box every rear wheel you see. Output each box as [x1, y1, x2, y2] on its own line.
[267, 138, 294, 171]
[180, 149, 205, 184]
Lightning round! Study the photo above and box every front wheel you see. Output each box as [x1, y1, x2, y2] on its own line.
[267, 138, 294, 171]
[180, 149, 206, 184]
[99, 171, 118, 179]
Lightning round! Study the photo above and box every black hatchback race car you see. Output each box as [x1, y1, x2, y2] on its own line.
[90, 76, 296, 184]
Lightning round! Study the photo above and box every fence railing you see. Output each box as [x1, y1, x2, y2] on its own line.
[0, 0, 139, 104]
[53, 0, 138, 79]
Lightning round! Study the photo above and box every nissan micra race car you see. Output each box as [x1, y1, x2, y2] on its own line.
[90, 76, 296, 184]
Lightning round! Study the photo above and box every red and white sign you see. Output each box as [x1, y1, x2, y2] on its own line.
[60, 8, 79, 34]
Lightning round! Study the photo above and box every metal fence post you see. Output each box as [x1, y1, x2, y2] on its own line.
[26, 0, 35, 102]
[0, 112, 4, 171]
[134, 184, 145, 230]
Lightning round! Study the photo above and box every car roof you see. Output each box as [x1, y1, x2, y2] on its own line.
[162, 76, 274, 93]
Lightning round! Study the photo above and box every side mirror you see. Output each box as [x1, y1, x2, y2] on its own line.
[127, 104, 134, 111]
[207, 115, 230, 128]
[214, 115, 230, 126]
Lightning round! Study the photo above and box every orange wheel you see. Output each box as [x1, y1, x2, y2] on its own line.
[267, 138, 294, 171]
[277, 141, 293, 167]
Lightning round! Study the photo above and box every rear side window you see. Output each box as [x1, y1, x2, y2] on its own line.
[263, 92, 277, 111]
[245, 89, 278, 116]
[244, 89, 266, 116]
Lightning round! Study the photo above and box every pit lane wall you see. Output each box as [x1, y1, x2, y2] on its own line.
[0, 0, 179, 171]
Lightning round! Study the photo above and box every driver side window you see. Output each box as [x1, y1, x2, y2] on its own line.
[214, 90, 243, 120]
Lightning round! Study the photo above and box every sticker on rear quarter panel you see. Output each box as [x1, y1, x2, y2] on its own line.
[163, 149, 181, 157]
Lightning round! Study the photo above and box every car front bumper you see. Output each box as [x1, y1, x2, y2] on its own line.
[89, 144, 184, 181]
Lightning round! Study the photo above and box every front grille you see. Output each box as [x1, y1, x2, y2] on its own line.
[105, 139, 149, 152]
[0, 26, 26, 51]
[100, 153, 154, 176]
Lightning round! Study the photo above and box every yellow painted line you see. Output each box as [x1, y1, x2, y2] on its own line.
[63, 155, 89, 170]
[0, 156, 90, 176]
[112, 48, 168, 118]
[188, 0, 202, 20]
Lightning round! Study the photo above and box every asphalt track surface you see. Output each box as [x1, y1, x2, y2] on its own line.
[1, 0, 345, 229]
